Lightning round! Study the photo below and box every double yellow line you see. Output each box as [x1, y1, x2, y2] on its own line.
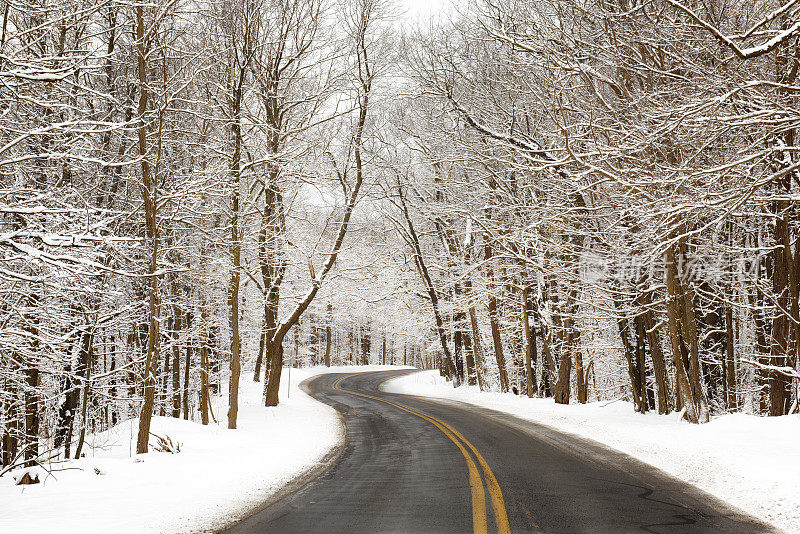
[332, 374, 511, 534]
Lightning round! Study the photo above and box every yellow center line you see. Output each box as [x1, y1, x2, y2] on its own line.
[432, 417, 511, 534]
[332, 375, 487, 534]
[331, 373, 510, 534]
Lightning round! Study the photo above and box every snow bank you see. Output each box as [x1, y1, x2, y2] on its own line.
[383, 371, 799, 532]
[0, 365, 406, 533]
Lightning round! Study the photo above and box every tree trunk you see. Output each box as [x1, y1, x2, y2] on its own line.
[183, 311, 192, 420]
[324, 303, 333, 366]
[200, 306, 210, 426]
[324, 326, 332, 367]
[3, 401, 18, 467]
[463, 276, 479, 386]
[553, 345, 572, 404]
[228, 254, 241, 429]
[23, 367, 39, 466]
[574, 341, 587, 404]
[73, 327, 96, 459]
[262, 8, 373, 404]
[134, 4, 160, 455]
[109, 338, 119, 426]
[724, 306, 737, 410]
[73, 377, 91, 459]
[227, 69, 244, 429]
[634, 314, 654, 410]
[768, 199, 793, 416]
[522, 286, 536, 398]
[172, 307, 181, 418]
[264, 340, 284, 407]
[468, 306, 485, 390]
[398, 186, 460, 384]
[768, 52, 799, 416]
[677, 244, 709, 421]
[665, 244, 709, 423]
[554, 286, 580, 405]
[254, 332, 266, 381]
[463, 329, 476, 386]
[535, 293, 555, 397]
[485, 242, 509, 392]
[54, 331, 90, 457]
[617, 312, 645, 413]
[641, 301, 672, 414]
[453, 317, 464, 381]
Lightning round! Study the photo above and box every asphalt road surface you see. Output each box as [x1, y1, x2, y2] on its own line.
[225, 370, 775, 534]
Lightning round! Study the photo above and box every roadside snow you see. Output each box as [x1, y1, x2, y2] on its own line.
[0, 365, 406, 533]
[383, 370, 799, 533]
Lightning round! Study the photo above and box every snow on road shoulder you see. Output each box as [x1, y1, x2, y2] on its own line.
[383, 370, 800, 533]
[0, 365, 405, 534]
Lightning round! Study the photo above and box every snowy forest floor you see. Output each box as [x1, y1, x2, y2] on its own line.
[0, 365, 406, 533]
[384, 371, 800, 533]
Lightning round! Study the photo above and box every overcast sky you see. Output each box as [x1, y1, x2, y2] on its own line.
[400, 0, 449, 20]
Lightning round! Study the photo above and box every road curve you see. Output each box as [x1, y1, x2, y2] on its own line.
[224, 370, 775, 534]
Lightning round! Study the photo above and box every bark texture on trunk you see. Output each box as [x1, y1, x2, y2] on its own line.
[134, 4, 160, 454]
[724, 306, 737, 410]
[171, 306, 181, 418]
[665, 244, 709, 423]
[227, 99, 243, 430]
[617, 309, 646, 413]
[768, 196, 794, 416]
[183, 312, 192, 420]
[485, 243, 509, 392]
[554, 286, 580, 404]
[468, 306, 485, 390]
[522, 286, 536, 398]
[641, 299, 672, 414]
[24, 367, 39, 465]
[200, 305, 211, 426]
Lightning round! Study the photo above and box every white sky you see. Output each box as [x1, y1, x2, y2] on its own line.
[400, 0, 450, 21]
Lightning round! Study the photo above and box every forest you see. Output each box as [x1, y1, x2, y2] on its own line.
[2, 0, 800, 474]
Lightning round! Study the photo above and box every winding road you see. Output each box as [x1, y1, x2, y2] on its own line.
[225, 370, 775, 534]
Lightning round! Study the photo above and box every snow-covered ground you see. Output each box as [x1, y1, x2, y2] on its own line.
[0, 365, 406, 534]
[384, 370, 799, 533]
